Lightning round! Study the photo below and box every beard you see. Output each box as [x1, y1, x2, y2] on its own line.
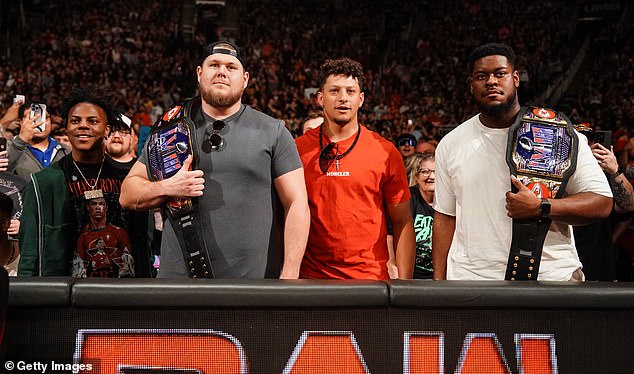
[107, 142, 127, 158]
[477, 89, 517, 118]
[200, 85, 243, 108]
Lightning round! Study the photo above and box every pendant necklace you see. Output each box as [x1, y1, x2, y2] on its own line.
[72, 158, 105, 200]
[319, 123, 361, 171]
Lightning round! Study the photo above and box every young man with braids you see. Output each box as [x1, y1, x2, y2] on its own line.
[296, 57, 415, 280]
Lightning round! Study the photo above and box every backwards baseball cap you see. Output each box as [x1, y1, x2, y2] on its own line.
[200, 40, 246, 70]
[109, 110, 132, 134]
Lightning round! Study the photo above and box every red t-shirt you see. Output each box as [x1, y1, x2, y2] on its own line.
[296, 125, 410, 280]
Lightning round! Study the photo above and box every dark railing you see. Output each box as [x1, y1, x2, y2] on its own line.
[3, 277, 634, 373]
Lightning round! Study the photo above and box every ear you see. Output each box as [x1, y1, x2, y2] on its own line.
[243, 71, 250, 90]
[196, 66, 202, 83]
[317, 91, 324, 108]
[359, 92, 365, 108]
[513, 70, 520, 87]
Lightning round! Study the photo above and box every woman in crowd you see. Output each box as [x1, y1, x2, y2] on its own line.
[403, 153, 436, 279]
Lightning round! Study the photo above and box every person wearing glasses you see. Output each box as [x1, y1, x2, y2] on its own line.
[388, 153, 436, 279]
[120, 40, 310, 279]
[295, 57, 415, 280]
[105, 114, 136, 172]
[432, 43, 612, 281]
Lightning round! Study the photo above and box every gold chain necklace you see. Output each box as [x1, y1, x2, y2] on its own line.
[72, 158, 105, 199]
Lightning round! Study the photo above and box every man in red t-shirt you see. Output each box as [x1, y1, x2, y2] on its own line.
[295, 58, 415, 280]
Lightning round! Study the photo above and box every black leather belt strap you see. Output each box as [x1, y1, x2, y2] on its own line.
[171, 208, 213, 278]
[505, 218, 551, 280]
[147, 98, 214, 278]
[505, 106, 578, 281]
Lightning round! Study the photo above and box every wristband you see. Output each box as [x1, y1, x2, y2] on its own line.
[539, 198, 551, 220]
[609, 166, 623, 179]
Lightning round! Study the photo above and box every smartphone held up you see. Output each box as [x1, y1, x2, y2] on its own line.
[30, 103, 47, 133]
[13, 94, 25, 105]
[593, 130, 612, 149]
[0, 137, 7, 162]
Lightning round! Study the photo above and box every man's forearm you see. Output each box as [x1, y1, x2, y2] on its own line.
[120, 158, 204, 211]
[393, 219, 415, 279]
[550, 192, 613, 225]
[432, 211, 455, 280]
[608, 173, 634, 214]
[279, 200, 310, 279]
[120, 175, 169, 211]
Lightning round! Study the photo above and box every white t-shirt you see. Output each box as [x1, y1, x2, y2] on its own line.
[434, 114, 612, 280]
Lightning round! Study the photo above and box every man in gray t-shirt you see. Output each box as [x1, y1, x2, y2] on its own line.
[121, 40, 310, 278]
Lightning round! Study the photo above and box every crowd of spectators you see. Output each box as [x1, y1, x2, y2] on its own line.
[0, 0, 189, 135]
[568, 24, 633, 137]
[229, 0, 582, 143]
[1, 0, 597, 146]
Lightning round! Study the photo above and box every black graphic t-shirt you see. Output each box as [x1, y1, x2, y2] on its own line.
[409, 186, 434, 279]
[59, 155, 152, 277]
[60, 156, 129, 230]
[386, 186, 435, 279]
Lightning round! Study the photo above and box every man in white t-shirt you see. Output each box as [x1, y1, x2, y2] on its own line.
[432, 43, 613, 281]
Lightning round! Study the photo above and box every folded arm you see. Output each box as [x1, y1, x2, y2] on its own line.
[120, 155, 205, 211]
[506, 176, 612, 225]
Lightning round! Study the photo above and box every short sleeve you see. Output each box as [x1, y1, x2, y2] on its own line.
[271, 121, 303, 179]
[432, 138, 456, 216]
[382, 146, 411, 206]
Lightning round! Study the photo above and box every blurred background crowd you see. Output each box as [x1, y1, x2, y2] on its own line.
[0, 0, 630, 143]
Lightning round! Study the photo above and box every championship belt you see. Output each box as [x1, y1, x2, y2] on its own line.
[505, 106, 578, 280]
[147, 99, 214, 278]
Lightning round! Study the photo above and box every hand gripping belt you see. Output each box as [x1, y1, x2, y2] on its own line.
[505, 106, 578, 280]
[146, 98, 214, 278]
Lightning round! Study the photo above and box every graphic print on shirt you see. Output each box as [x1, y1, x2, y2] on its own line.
[413, 214, 433, 273]
[74, 225, 134, 278]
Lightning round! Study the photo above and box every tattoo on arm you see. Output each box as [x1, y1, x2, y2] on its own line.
[611, 177, 634, 211]
[625, 166, 634, 181]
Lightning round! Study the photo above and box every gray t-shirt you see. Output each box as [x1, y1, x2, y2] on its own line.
[139, 102, 302, 278]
